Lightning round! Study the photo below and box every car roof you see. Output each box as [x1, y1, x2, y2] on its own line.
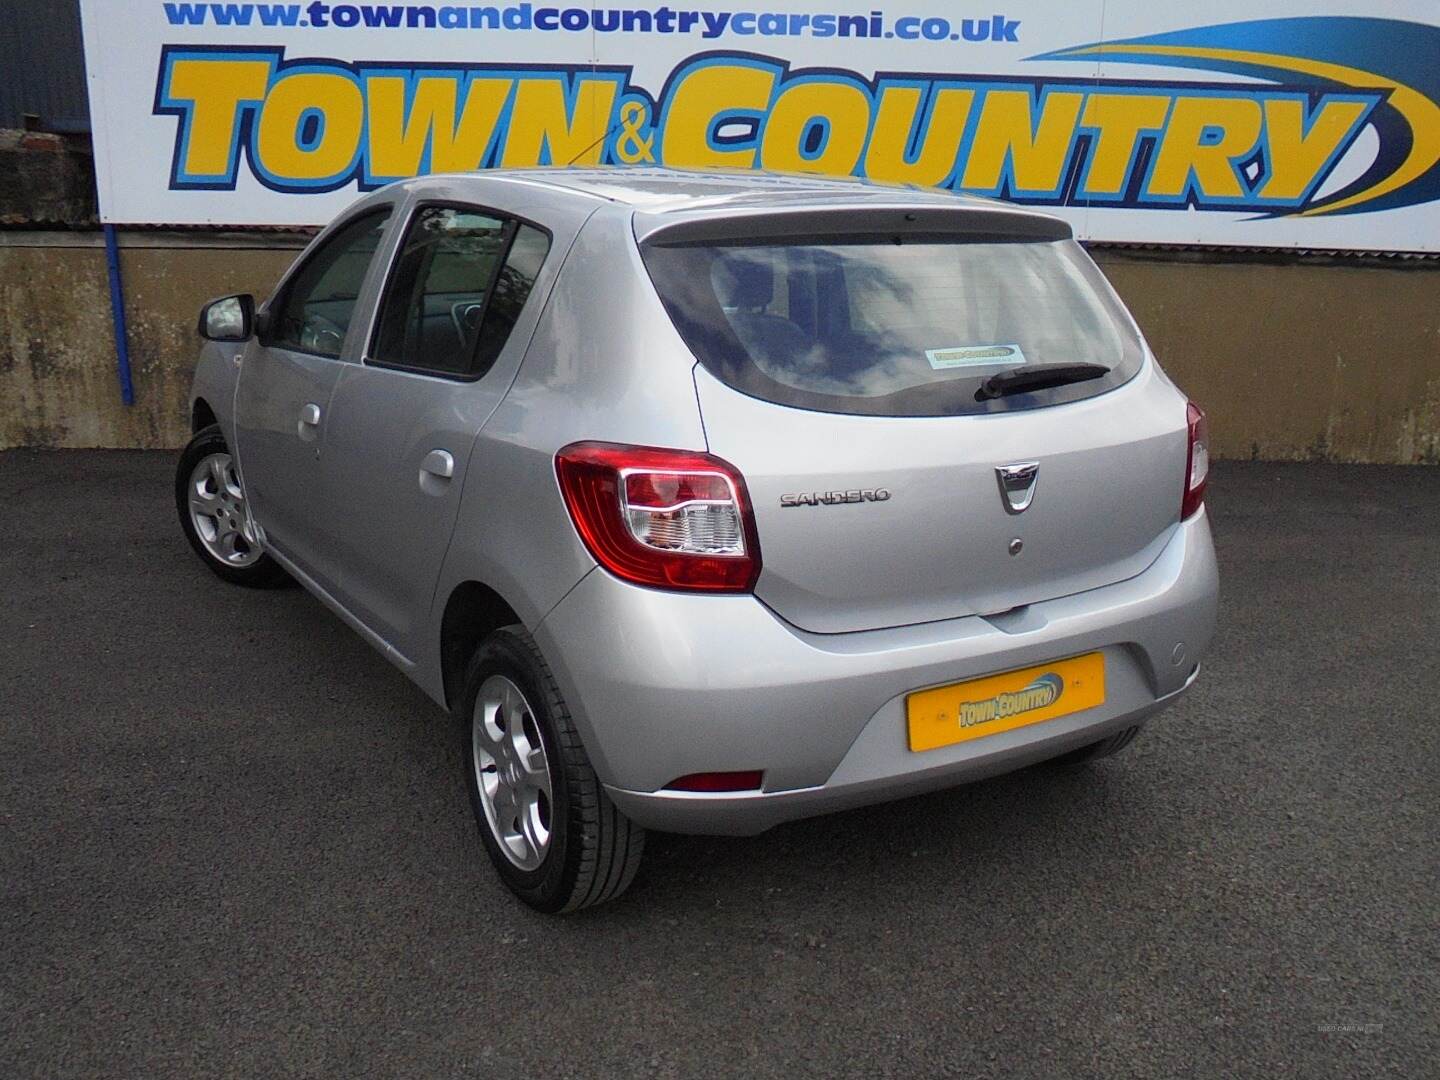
[389, 167, 1071, 242]
[413, 166, 1006, 212]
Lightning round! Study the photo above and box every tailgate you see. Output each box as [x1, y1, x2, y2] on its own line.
[696, 364, 1186, 633]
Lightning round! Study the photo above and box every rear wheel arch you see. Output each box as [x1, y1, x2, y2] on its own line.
[440, 581, 523, 712]
[191, 397, 218, 433]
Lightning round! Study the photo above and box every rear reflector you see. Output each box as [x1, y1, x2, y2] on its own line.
[555, 442, 761, 593]
[664, 771, 764, 793]
[1182, 401, 1209, 519]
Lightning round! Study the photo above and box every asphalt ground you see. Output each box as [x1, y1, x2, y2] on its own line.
[1, 451, 1436, 1079]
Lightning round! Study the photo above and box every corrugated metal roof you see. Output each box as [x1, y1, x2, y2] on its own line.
[1, 0, 90, 133]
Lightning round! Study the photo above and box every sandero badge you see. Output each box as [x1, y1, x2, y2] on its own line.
[780, 488, 892, 507]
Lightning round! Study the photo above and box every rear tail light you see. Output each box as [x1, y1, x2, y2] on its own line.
[555, 441, 761, 593]
[1182, 401, 1209, 519]
[665, 771, 764, 792]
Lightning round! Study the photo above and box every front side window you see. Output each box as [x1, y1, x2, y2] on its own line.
[641, 227, 1144, 417]
[270, 210, 390, 357]
[371, 207, 551, 379]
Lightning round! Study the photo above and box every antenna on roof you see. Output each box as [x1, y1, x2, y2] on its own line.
[564, 120, 625, 168]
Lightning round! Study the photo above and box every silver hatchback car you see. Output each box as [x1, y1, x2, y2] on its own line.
[178, 168, 1218, 911]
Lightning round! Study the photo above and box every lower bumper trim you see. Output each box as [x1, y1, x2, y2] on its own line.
[605, 667, 1197, 836]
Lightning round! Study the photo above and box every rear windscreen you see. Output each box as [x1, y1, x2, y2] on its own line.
[641, 232, 1144, 416]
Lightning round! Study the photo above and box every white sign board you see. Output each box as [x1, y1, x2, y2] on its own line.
[79, 0, 1440, 250]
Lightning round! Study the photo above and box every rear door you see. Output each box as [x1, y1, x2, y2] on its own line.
[316, 201, 554, 656]
[641, 210, 1189, 633]
[233, 208, 391, 585]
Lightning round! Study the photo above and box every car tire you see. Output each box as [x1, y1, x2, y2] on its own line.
[1048, 724, 1144, 766]
[175, 424, 291, 588]
[461, 625, 644, 913]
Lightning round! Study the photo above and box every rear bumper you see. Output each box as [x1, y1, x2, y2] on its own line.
[535, 511, 1218, 836]
[607, 667, 1196, 835]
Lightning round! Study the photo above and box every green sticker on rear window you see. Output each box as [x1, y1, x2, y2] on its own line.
[925, 344, 1028, 370]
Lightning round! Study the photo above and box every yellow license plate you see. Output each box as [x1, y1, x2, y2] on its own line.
[906, 652, 1106, 752]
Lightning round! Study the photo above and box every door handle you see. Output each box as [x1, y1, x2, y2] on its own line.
[420, 449, 454, 479]
[297, 402, 323, 442]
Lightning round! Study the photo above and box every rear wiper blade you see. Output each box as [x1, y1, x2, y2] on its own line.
[975, 363, 1111, 401]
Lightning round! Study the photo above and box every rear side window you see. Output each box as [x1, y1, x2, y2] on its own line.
[641, 229, 1144, 416]
[473, 225, 550, 374]
[271, 209, 390, 357]
[372, 206, 551, 379]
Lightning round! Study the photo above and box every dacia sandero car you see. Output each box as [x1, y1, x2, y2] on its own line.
[177, 168, 1218, 912]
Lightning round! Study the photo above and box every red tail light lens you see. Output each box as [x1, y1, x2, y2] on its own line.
[665, 771, 764, 792]
[555, 442, 762, 593]
[1182, 401, 1209, 519]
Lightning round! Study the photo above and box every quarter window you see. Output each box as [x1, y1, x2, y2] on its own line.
[474, 225, 550, 376]
[372, 207, 551, 379]
[270, 210, 390, 358]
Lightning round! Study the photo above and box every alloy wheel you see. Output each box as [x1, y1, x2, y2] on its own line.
[188, 453, 262, 568]
[473, 675, 554, 871]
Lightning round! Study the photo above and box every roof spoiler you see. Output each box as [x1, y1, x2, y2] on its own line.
[637, 204, 1072, 247]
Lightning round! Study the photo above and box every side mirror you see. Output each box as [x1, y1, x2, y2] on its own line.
[197, 294, 255, 342]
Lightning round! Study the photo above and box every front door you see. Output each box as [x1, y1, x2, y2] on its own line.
[232, 208, 392, 586]
[318, 204, 553, 656]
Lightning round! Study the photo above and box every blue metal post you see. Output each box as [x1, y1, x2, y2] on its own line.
[102, 223, 136, 406]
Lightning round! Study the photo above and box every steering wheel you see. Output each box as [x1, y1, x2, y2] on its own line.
[301, 315, 346, 355]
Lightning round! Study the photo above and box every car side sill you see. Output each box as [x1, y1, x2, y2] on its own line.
[264, 545, 417, 675]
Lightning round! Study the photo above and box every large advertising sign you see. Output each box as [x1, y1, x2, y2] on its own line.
[79, 1, 1440, 250]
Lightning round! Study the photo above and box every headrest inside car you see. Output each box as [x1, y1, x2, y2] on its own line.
[712, 253, 774, 310]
